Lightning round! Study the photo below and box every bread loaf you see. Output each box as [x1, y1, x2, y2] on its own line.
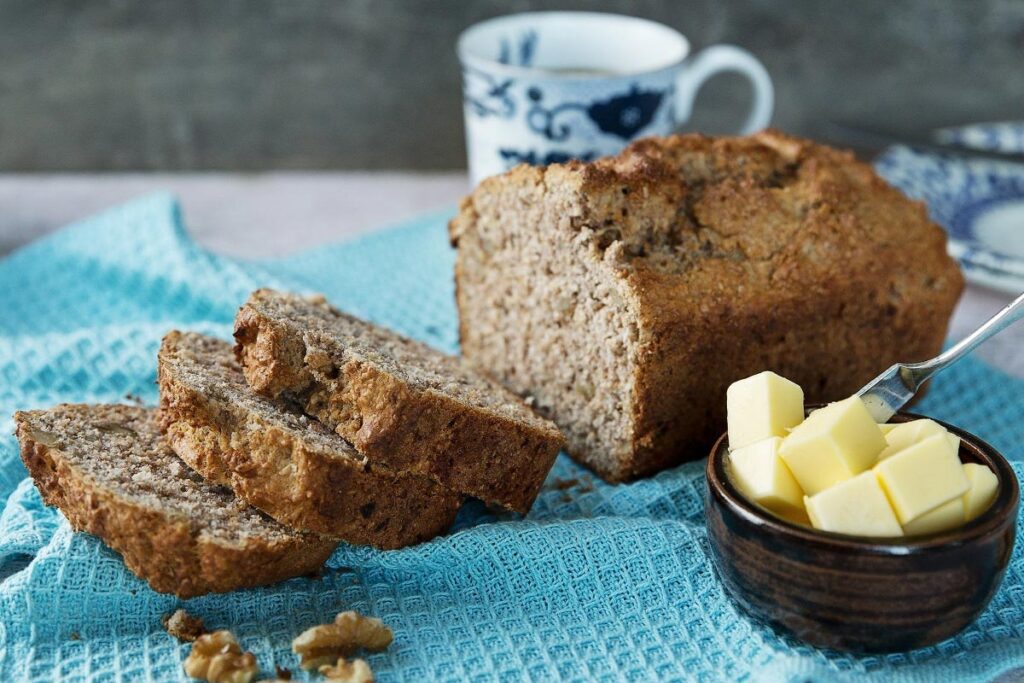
[449, 131, 963, 481]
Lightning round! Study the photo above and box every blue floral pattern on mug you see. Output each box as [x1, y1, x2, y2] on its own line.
[526, 85, 668, 141]
[461, 66, 516, 118]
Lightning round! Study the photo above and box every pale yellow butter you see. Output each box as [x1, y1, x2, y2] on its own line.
[804, 471, 903, 537]
[902, 497, 964, 535]
[877, 419, 948, 461]
[728, 437, 805, 519]
[963, 462, 999, 522]
[875, 433, 970, 524]
[778, 397, 886, 495]
[726, 371, 804, 450]
[725, 371, 981, 536]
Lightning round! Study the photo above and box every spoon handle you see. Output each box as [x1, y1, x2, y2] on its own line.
[903, 290, 1024, 390]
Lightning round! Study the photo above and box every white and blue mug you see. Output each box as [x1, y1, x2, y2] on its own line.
[458, 12, 774, 185]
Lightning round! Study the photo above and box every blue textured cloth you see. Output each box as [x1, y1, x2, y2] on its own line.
[1, 194, 1023, 683]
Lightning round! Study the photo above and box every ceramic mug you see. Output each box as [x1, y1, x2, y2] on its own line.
[458, 11, 774, 185]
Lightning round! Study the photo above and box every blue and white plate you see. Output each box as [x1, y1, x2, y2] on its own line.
[875, 122, 1024, 294]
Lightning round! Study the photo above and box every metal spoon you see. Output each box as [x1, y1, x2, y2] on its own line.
[858, 291, 1024, 422]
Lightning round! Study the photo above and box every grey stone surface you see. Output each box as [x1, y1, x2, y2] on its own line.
[0, 171, 469, 256]
[0, 0, 1021, 170]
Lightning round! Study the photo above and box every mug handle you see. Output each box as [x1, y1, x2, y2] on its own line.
[675, 45, 774, 134]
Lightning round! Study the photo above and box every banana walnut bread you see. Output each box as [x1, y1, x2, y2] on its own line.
[15, 404, 336, 597]
[449, 131, 963, 482]
[158, 331, 462, 548]
[233, 289, 564, 514]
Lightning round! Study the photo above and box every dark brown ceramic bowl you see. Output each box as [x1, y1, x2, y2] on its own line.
[705, 410, 1018, 653]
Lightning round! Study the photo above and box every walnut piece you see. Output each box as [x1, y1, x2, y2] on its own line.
[319, 657, 374, 682]
[163, 609, 207, 642]
[184, 630, 258, 683]
[292, 611, 393, 670]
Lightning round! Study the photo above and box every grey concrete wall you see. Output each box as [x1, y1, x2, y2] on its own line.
[0, 0, 1021, 171]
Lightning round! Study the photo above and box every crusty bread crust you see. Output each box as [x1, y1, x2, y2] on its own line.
[233, 290, 564, 514]
[158, 331, 461, 547]
[450, 131, 965, 482]
[15, 406, 336, 598]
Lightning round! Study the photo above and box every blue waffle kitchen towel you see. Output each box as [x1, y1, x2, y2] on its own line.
[1, 194, 1023, 682]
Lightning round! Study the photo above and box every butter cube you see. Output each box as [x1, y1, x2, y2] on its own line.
[963, 463, 999, 522]
[727, 371, 804, 450]
[877, 419, 948, 461]
[728, 437, 805, 519]
[804, 471, 903, 537]
[778, 397, 886, 495]
[878, 423, 900, 436]
[875, 433, 970, 524]
[902, 498, 964, 535]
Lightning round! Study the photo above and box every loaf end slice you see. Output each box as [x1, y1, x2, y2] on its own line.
[233, 289, 564, 514]
[158, 331, 461, 548]
[15, 404, 336, 598]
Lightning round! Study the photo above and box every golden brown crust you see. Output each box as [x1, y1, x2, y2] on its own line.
[233, 293, 564, 514]
[452, 131, 964, 482]
[158, 331, 462, 548]
[616, 132, 962, 480]
[15, 410, 335, 598]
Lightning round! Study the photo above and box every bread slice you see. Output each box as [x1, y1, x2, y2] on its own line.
[232, 289, 564, 514]
[157, 331, 461, 547]
[449, 131, 964, 481]
[14, 404, 336, 598]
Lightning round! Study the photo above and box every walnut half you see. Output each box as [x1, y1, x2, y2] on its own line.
[320, 657, 374, 683]
[292, 611, 393, 670]
[184, 630, 258, 683]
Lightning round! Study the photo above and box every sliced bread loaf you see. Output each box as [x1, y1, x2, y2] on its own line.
[233, 289, 564, 514]
[14, 404, 336, 598]
[449, 131, 964, 481]
[157, 331, 461, 548]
